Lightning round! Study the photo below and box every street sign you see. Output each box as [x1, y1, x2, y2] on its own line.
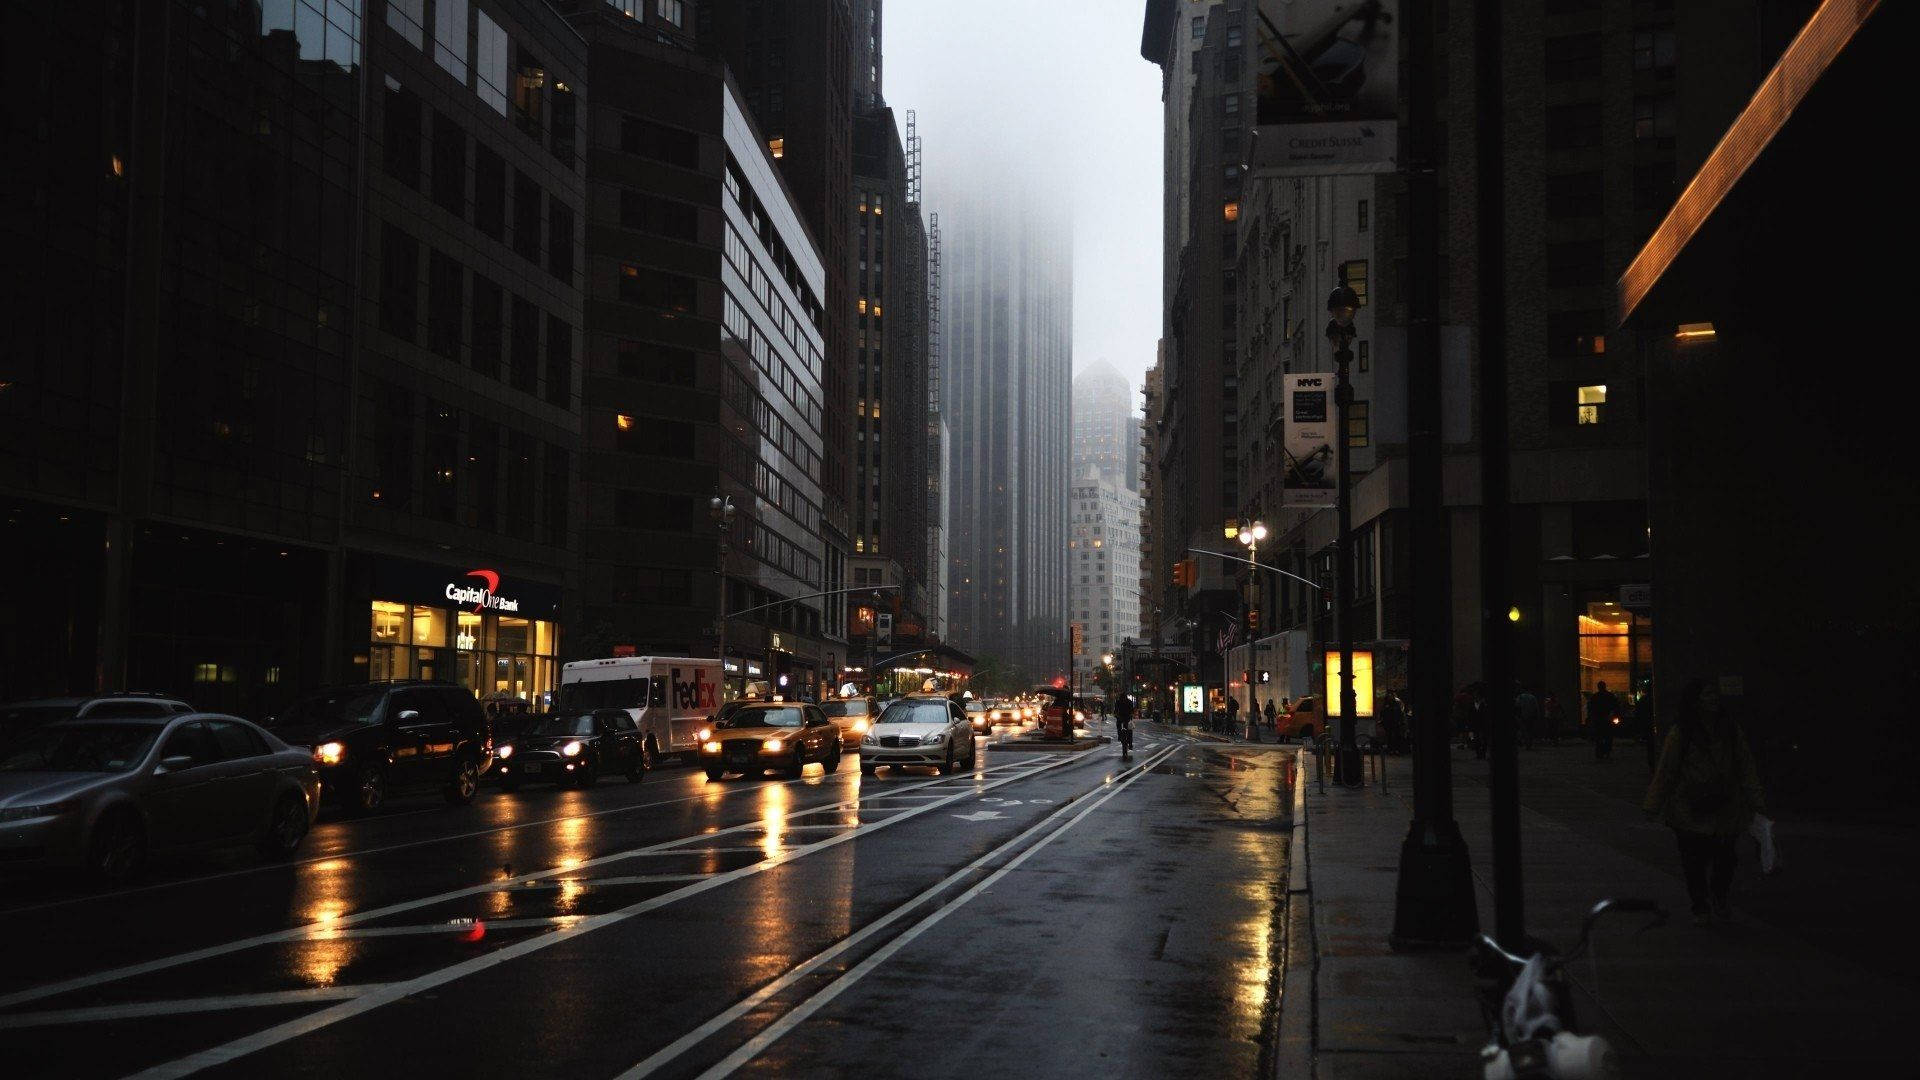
[1619, 583, 1652, 611]
[876, 613, 893, 644]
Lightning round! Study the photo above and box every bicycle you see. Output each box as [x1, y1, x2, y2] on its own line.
[1473, 898, 1666, 1079]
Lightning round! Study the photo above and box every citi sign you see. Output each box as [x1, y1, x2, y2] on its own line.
[445, 569, 521, 613]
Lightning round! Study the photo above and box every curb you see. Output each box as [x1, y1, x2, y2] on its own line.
[1275, 746, 1315, 1079]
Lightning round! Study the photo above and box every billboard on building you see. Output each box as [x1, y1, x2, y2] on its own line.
[1252, 0, 1399, 175]
[1282, 373, 1337, 507]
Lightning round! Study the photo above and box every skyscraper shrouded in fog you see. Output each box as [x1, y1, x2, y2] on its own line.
[941, 179, 1072, 683]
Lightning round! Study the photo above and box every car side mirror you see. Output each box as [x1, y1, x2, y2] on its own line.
[157, 754, 194, 773]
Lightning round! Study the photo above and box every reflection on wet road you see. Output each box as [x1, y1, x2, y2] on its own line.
[0, 728, 1292, 1080]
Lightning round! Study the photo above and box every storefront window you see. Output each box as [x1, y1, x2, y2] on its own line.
[1577, 599, 1652, 701]
[369, 593, 558, 703]
[412, 606, 450, 648]
[372, 601, 408, 644]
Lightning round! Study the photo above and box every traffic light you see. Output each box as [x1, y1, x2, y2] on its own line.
[1171, 558, 1197, 588]
[1247, 608, 1260, 632]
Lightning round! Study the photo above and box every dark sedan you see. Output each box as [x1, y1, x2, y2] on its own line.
[495, 710, 646, 789]
[0, 713, 321, 883]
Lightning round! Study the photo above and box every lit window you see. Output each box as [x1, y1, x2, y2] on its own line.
[1340, 260, 1369, 307]
[656, 0, 685, 28]
[857, 298, 868, 315]
[1223, 201, 1240, 222]
[615, 413, 635, 430]
[873, 194, 884, 216]
[1577, 385, 1607, 425]
[768, 136, 784, 159]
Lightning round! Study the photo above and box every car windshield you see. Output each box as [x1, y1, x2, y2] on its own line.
[724, 707, 805, 729]
[273, 688, 387, 729]
[528, 715, 597, 736]
[0, 724, 161, 773]
[877, 701, 948, 725]
[821, 701, 870, 717]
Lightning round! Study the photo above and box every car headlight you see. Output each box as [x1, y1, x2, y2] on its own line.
[763, 738, 785, 753]
[697, 727, 712, 742]
[702, 741, 722, 753]
[862, 732, 879, 745]
[496, 744, 514, 759]
[560, 740, 583, 757]
[852, 718, 870, 733]
[0, 801, 72, 822]
[920, 732, 945, 746]
[314, 741, 346, 766]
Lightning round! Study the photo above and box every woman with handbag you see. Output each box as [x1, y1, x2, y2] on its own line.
[1643, 679, 1766, 924]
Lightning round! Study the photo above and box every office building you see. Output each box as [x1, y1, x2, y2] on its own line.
[941, 177, 1072, 683]
[2, 0, 586, 712]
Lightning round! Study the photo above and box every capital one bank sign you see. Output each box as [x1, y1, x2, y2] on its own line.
[445, 569, 522, 614]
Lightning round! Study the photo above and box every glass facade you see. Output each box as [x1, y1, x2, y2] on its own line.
[368, 599, 559, 702]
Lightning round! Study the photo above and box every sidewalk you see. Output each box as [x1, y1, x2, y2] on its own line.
[1294, 744, 1920, 1078]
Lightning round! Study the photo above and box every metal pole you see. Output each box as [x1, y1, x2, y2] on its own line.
[1478, 0, 1521, 950]
[1246, 536, 1259, 737]
[1334, 349, 1361, 785]
[1391, 0, 1478, 949]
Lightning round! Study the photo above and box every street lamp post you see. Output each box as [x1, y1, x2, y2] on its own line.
[709, 494, 736, 701]
[1237, 520, 1267, 736]
[1326, 287, 1362, 786]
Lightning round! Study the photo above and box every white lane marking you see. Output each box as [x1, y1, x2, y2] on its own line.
[950, 811, 1004, 822]
[0, 986, 378, 1030]
[693, 744, 1179, 1079]
[308, 916, 587, 941]
[496, 874, 713, 891]
[117, 753, 1092, 1080]
[0, 756, 1059, 1013]
[612, 744, 1183, 1080]
[0, 768, 868, 917]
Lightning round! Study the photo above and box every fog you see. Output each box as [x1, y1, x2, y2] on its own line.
[884, 0, 1164, 408]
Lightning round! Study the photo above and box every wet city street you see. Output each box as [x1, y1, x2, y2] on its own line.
[0, 725, 1295, 1080]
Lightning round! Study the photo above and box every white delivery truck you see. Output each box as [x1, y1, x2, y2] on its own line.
[557, 656, 723, 760]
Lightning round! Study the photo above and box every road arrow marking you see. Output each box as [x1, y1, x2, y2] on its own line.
[951, 811, 1004, 822]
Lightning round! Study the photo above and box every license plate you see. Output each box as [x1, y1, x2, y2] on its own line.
[728, 755, 751, 766]
[524, 763, 543, 774]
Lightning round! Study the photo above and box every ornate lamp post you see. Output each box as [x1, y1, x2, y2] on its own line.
[1236, 520, 1267, 732]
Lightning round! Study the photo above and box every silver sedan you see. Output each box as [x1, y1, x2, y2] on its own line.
[0, 713, 322, 883]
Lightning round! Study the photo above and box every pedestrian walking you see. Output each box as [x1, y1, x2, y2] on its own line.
[1225, 694, 1241, 737]
[1514, 685, 1541, 750]
[1264, 698, 1278, 739]
[1378, 690, 1407, 754]
[1643, 679, 1765, 924]
[1588, 681, 1621, 760]
[1543, 692, 1565, 745]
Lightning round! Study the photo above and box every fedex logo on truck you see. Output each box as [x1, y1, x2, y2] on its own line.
[672, 666, 718, 711]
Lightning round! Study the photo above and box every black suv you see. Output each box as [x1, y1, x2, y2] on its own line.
[266, 682, 490, 813]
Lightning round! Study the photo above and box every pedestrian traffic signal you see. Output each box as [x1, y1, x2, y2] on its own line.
[1247, 608, 1260, 631]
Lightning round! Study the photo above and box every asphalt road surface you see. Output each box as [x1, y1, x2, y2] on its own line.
[0, 723, 1296, 1080]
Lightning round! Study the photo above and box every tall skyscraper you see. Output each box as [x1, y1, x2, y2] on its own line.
[1071, 363, 1145, 680]
[942, 179, 1072, 683]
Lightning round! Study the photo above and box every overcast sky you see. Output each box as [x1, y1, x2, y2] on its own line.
[884, 0, 1163, 410]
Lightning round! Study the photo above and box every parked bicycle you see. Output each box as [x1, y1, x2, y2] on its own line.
[1474, 898, 1666, 1079]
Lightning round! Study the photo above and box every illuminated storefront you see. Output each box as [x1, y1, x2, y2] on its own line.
[1577, 597, 1651, 698]
[364, 560, 563, 704]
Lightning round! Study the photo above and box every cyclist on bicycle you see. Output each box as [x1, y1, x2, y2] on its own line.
[1112, 692, 1136, 756]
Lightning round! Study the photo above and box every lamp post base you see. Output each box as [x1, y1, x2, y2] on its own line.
[1333, 745, 1365, 786]
[1389, 816, 1479, 950]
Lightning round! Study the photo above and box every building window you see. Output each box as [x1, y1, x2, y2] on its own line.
[619, 265, 696, 312]
[1192, 15, 1205, 40]
[1577, 384, 1607, 425]
[1223, 200, 1240, 222]
[428, 249, 463, 361]
[550, 82, 577, 168]
[1357, 199, 1369, 232]
[388, 0, 426, 47]
[434, 0, 469, 84]
[510, 297, 539, 394]
[1547, 309, 1607, 357]
[380, 223, 419, 342]
[547, 197, 573, 282]
[1546, 240, 1605, 288]
[657, 0, 685, 28]
[1340, 260, 1369, 307]
[474, 143, 505, 239]
[1633, 94, 1676, 142]
[475, 9, 509, 115]
[1546, 171, 1603, 220]
[513, 171, 542, 262]
[471, 274, 503, 378]
[1544, 33, 1603, 82]
[431, 110, 465, 216]
[512, 45, 546, 141]
[1633, 29, 1676, 72]
[1222, 93, 1239, 117]
[1546, 103, 1602, 151]
[384, 83, 423, 189]
[545, 314, 572, 407]
[621, 117, 700, 168]
[768, 136, 784, 159]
